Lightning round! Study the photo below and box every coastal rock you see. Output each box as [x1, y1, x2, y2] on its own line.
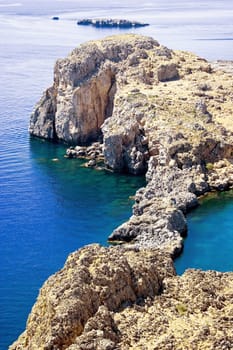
[20, 36, 233, 350]
[28, 33, 233, 251]
[29, 34, 233, 250]
[30, 34, 233, 176]
[10, 246, 233, 349]
[115, 269, 233, 349]
[157, 63, 179, 82]
[29, 35, 158, 147]
[66, 142, 104, 168]
[109, 165, 205, 252]
[10, 244, 175, 350]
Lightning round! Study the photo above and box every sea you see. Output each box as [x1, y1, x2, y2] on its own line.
[0, 0, 233, 348]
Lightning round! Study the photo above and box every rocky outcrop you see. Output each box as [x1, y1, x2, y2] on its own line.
[20, 36, 233, 350]
[28, 33, 233, 254]
[77, 19, 149, 28]
[30, 35, 161, 173]
[30, 35, 156, 146]
[29, 33, 233, 253]
[109, 165, 205, 254]
[10, 245, 233, 350]
[30, 35, 233, 177]
[115, 269, 233, 349]
[10, 244, 175, 350]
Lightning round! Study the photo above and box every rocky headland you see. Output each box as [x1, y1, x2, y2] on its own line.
[11, 35, 233, 349]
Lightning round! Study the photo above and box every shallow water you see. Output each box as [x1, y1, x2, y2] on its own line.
[0, 0, 233, 348]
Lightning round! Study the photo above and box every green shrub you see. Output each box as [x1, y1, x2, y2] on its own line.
[206, 162, 214, 171]
[176, 303, 187, 315]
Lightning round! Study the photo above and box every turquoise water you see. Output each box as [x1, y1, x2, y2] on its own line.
[1, 0, 233, 348]
[175, 191, 233, 274]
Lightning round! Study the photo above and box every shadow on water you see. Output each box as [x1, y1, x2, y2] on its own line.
[175, 190, 233, 275]
[28, 136, 146, 248]
[1, 137, 145, 349]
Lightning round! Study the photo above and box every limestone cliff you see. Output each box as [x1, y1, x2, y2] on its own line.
[16, 35, 233, 349]
[30, 34, 233, 178]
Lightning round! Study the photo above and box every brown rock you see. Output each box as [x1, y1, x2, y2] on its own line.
[10, 245, 174, 350]
[157, 63, 179, 81]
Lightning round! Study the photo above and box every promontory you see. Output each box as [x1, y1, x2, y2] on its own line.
[11, 34, 233, 349]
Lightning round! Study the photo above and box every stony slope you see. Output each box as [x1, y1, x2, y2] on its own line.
[11, 35, 233, 349]
[10, 245, 233, 350]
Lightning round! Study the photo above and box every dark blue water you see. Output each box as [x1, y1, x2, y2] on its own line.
[1, 0, 233, 348]
[0, 137, 144, 348]
[175, 191, 233, 274]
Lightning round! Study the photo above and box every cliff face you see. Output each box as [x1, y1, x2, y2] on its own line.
[17, 35, 233, 349]
[30, 34, 233, 178]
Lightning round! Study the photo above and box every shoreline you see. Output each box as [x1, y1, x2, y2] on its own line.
[10, 35, 233, 349]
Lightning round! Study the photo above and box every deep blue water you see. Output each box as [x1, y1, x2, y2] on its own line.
[0, 0, 233, 348]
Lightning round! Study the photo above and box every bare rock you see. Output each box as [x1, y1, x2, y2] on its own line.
[10, 247, 233, 350]
[29, 34, 159, 146]
[157, 63, 179, 81]
[10, 244, 174, 350]
[115, 269, 233, 349]
[22, 34, 233, 350]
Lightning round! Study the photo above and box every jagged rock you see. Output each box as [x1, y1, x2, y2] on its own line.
[30, 35, 233, 176]
[10, 246, 233, 350]
[157, 63, 179, 81]
[29, 35, 158, 145]
[28, 34, 233, 252]
[115, 269, 233, 349]
[66, 142, 103, 160]
[18, 36, 233, 350]
[10, 244, 174, 350]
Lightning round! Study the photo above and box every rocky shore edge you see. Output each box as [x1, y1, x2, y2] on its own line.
[11, 35, 233, 349]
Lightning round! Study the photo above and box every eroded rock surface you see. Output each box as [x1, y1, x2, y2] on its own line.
[10, 244, 175, 350]
[115, 269, 233, 350]
[18, 36, 233, 349]
[10, 245, 233, 350]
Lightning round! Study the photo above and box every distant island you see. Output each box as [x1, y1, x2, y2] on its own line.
[77, 18, 149, 28]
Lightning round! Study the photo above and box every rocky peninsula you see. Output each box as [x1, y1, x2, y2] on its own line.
[11, 35, 233, 349]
